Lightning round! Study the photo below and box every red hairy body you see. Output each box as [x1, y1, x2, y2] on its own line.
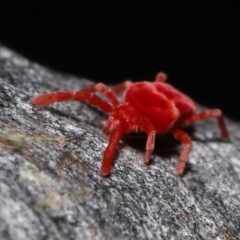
[32, 72, 229, 176]
[124, 81, 196, 133]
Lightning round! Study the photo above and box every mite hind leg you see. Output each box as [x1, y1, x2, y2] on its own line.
[155, 72, 168, 82]
[181, 109, 229, 140]
[171, 128, 192, 176]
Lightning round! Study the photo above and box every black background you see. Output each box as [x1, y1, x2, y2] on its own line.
[0, 2, 239, 119]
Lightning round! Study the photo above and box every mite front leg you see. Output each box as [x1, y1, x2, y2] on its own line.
[80, 83, 120, 106]
[111, 80, 133, 95]
[32, 91, 74, 105]
[101, 128, 123, 176]
[171, 128, 192, 176]
[181, 109, 229, 140]
[32, 91, 113, 112]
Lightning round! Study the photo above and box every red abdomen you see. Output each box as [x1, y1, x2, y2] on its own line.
[123, 82, 196, 133]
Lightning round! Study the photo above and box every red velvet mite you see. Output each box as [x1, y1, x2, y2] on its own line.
[32, 72, 229, 176]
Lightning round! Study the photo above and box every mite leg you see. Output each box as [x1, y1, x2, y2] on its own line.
[111, 80, 133, 95]
[181, 109, 229, 140]
[171, 128, 192, 176]
[32, 91, 113, 112]
[101, 128, 123, 176]
[80, 83, 120, 106]
[155, 72, 168, 82]
[143, 130, 156, 164]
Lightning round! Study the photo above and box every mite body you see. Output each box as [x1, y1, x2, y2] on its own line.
[32, 72, 229, 176]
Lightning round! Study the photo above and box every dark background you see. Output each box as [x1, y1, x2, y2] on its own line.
[0, 2, 239, 119]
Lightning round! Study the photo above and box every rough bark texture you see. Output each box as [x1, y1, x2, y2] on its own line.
[0, 45, 239, 240]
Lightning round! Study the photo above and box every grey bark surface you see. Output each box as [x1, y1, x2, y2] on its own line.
[0, 45, 239, 240]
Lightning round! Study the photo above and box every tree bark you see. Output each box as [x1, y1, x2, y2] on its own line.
[0, 45, 239, 240]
